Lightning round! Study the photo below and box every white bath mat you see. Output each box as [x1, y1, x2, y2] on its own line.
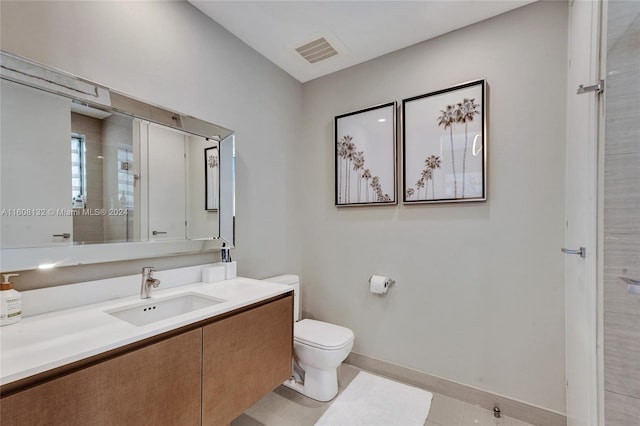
[314, 371, 432, 426]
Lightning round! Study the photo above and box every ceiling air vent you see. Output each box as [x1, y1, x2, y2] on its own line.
[295, 37, 338, 64]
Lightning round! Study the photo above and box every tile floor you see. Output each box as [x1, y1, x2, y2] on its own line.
[231, 363, 537, 426]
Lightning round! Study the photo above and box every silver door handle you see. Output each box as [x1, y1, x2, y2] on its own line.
[618, 277, 640, 294]
[561, 247, 586, 258]
[52, 233, 71, 239]
[152, 230, 167, 236]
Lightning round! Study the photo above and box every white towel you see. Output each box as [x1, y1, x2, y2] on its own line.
[315, 371, 432, 426]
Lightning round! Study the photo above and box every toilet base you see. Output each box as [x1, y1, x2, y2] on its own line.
[282, 364, 339, 402]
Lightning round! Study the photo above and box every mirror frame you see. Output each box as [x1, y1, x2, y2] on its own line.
[0, 51, 235, 271]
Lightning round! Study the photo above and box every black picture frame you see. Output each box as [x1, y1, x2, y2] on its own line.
[402, 79, 487, 204]
[334, 102, 397, 207]
[205, 146, 219, 211]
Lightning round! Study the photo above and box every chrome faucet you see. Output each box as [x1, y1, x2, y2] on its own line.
[140, 266, 160, 299]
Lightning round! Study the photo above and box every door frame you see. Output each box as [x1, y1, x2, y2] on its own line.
[564, 0, 603, 424]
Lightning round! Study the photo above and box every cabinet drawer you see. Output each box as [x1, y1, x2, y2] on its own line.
[1, 328, 202, 426]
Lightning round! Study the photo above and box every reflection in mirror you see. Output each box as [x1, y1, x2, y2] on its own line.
[205, 146, 219, 211]
[0, 50, 234, 270]
[1, 79, 74, 249]
[218, 134, 236, 247]
[70, 104, 136, 244]
[144, 122, 220, 241]
[1, 81, 222, 247]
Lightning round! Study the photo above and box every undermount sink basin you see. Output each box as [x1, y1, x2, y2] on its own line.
[107, 293, 224, 326]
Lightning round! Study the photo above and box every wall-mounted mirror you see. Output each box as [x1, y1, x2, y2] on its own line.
[0, 51, 235, 271]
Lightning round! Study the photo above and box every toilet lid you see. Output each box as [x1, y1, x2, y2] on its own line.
[294, 319, 354, 350]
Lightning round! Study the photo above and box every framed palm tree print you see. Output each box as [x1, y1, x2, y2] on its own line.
[335, 102, 397, 206]
[205, 146, 219, 211]
[402, 79, 487, 204]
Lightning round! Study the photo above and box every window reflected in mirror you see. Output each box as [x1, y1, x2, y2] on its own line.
[70, 133, 87, 208]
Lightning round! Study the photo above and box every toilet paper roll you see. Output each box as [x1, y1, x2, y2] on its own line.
[369, 275, 389, 294]
[202, 265, 226, 283]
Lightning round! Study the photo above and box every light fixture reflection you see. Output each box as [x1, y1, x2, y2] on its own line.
[38, 263, 56, 270]
[378, 118, 386, 123]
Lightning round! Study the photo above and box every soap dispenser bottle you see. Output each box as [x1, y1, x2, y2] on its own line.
[220, 244, 236, 279]
[0, 273, 22, 326]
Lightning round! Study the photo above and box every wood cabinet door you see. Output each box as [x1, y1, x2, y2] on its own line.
[1, 329, 202, 426]
[202, 295, 293, 426]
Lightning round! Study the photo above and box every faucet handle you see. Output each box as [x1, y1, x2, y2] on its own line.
[140, 266, 159, 299]
[142, 266, 155, 274]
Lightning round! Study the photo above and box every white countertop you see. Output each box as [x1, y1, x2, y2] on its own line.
[0, 276, 292, 387]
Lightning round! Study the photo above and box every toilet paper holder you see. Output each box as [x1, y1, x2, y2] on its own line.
[369, 275, 396, 292]
[368, 276, 396, 285]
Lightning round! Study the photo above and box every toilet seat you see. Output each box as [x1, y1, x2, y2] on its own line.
[294, 319, 354, 351]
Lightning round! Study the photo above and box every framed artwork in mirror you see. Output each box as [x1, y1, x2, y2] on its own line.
[205, 146, 219, 211]
[335, 102, 397, 207]
[402, 79, 487, 204]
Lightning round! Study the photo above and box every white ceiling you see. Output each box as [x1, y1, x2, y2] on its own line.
[189, 1, 536, 83]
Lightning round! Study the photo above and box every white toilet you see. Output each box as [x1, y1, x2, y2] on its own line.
[264, 274, 354, 402]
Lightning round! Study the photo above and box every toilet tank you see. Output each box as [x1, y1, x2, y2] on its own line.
[263, 274, 300, 321]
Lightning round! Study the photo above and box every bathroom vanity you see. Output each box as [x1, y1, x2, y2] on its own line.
[0, 273, 293, 426]
[0, 50, 276, 425]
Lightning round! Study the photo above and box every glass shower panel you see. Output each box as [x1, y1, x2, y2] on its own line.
[602, 1, 640, 424]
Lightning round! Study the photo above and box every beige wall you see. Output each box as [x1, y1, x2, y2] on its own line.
[297, 1, 567, 413]
[0, 0, 304, 285]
